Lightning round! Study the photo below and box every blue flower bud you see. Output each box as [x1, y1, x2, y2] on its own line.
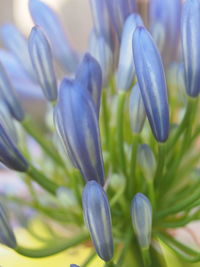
[182, 0, 200, 97]
[55, 79, 105, 186]
[0, 101, 17, 143]
[70, 265, 80, 267]
[28, 26, 57, 101]
[0, 61, 24, 121]
[0, 24, 35, 80]
[105, 0, 137, 38]
[131, 193, 152, 249]
[0, 202, 17, 248]
[29, 0, 79, 73]
[76, 53, 102, 117]
[82, 181, 113, 261]
[89, 30, 113, 86]
[149, 0, 182, 65]
[137, 144, 156, 181]
[129, 83, 146, 133]
[132, 26, 169, 142]
[117, 14, 143, 91]
[0, 123, 28, 172]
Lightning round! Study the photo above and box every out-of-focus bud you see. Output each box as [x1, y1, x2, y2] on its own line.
[0, 101, 17, 143]
[29, 0, 79, 73]
[149, 0, 182, 65]
[89, 30, 113, 86]
[55, 78, 105, 186]
[0, 24, 35, 80]
[131, 193, 152, 249]
[137, 144, 156, 181]
[0, 61, 24, 121]
[132, 26, 169, 142]
[76, 53, 102, 117]
[56, 187, 77, 208]
[70, 264, 80, 267]
[182, 0, 200, 97]
[82, 181, 113, 261]
[129, 83, 146, 133]
[105, 0, 137, 39]
[109, 173, 126, 192]
[116, 14, 143, 91]
[0, 123, 28, 172]
[28, 26, 57, 102]
[0, 202, 17, 248]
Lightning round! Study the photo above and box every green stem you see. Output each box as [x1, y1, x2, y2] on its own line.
[22, 118, 64, 168]
[147, 180, 156, 210]
[142, 248, 151, 267]
[116, 228, 133, 266]
[154, 143, 165, 187]
[102, 89, 110, 151]
[15, 232, 89, 258]
[27, 165, 59, 195]
[116, 91, 127, 176]
[129, 133, 139, 197]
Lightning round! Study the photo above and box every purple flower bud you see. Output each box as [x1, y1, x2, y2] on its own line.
[0, 24, 35, 80]
[132, 27, 169, 142]
[82, 181, 113, 261]
[0, 61, 24, 121]
[117, 14, 143, 91]
[28, 26, 57, 101]
[70, 265, 80, 267]
[76, 53, 102, 117]
[137, 144, 156, 181]
[129, 83, 146, 133]
[149, 0, 182, 65]
[182, 0, 200, 97]
[29, 0, 79, 73]
[89, 30, 113, 86]
[55, 79, 104, 186]
[105, 0, 137, 38]
[131, 193, 152, 249]
[0, 202, 17, 248]
[0, 123, 28, 172]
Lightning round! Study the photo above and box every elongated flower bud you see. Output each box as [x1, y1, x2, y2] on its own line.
[82, 181, 113, 261]
[89, 30, 113, 86]
[29, 0, 79, 73]
[70, 265, 80, 267]
[0, 24, 35, 80]
[105, 0, 137, 38]
[182, 0, 200, 97]
[149, 0, 182, 65]
[55, 79, 104, 186]
[131, 193, 152, 249]
[0, 61, 24, 121]
[0, 123, 28, 172]
[76, 53, 102, 117]
[132, 26, 169, 142]
[28, 26, 57, 101]
[0, 101, 17, 143]
[137, 144, 156, 181]
[0, 203, 17, 248]
[117, 14, 143, 91]
[129, 83, 146, 133]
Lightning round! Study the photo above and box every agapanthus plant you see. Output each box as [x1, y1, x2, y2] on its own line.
[0, 0, 200, 266]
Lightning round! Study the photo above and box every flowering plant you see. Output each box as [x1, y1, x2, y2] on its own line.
[0, 0, 200, 266]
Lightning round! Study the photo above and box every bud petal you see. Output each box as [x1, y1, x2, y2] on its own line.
[28, 26, 57, 101]
[137, 144, 156, 180]
[182, 0, 200, 97]
[117, 14, 143, 91]
[76, 53, 102, 117]
[55, 79, 104, 186]
[0, 61, 24, 121]
[105, 0, 137, 38]
[70, 265, 80, 267]
[89, 30, 113, 86]
[29, 0, 79, 73]
[131, 193, 152, 249]
[149, 0, 182, 65]
[0, 202, 17, 248]
[0, 123, 28, 172]
[82, 181, 113, 261]
[0, 24, 35, 80]
[129, 83, 146, 133]
[132, 26, 169, 142]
